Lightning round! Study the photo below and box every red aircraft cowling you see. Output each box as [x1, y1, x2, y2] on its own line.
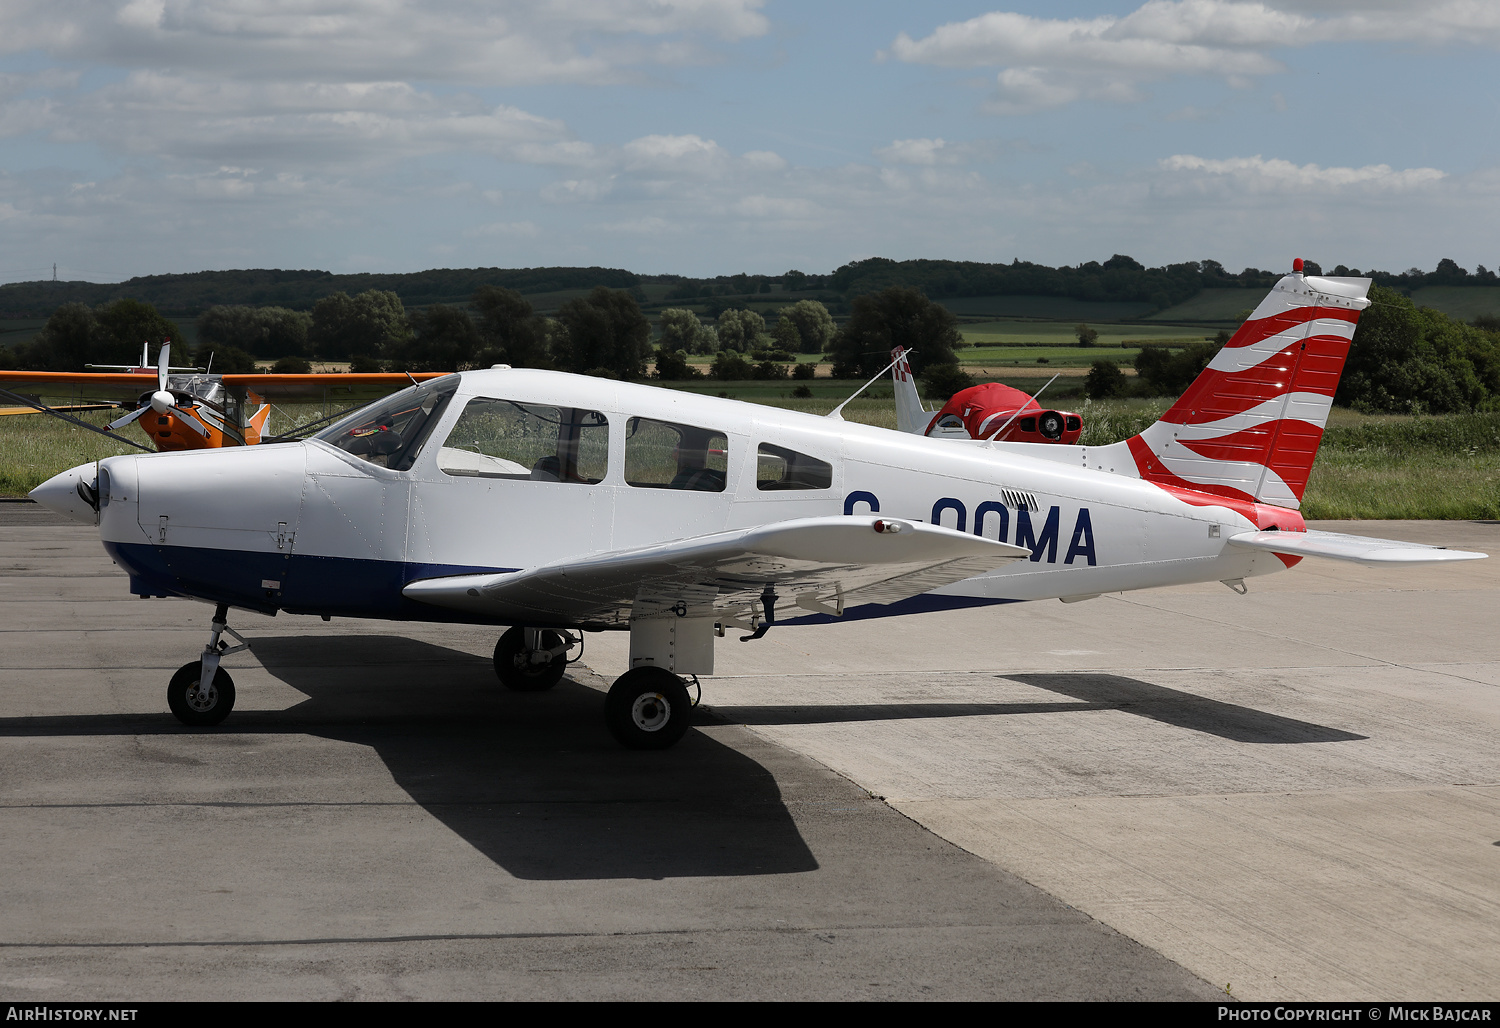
[925, 382, 1083, 444]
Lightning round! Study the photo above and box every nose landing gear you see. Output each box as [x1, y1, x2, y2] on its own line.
[167, 603, 247, 726]
[493, 625, 579, 691]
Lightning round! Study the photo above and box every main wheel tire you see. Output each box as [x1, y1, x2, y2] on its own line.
[493, 626, 567, 691]
[605, 667, 692, 750]
[167, 661, 236, 727]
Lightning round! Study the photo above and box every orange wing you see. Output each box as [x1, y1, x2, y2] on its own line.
[0, 403, 117, 417]
[0, 371, 159, 403]
[220, 372, 450, 403]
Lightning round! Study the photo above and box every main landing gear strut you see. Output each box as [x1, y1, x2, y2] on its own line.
[167, 603, 247, 726]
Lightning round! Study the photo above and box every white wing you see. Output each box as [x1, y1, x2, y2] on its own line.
[1228, 529, 1487, 565]
[403, 515, 1030, 626]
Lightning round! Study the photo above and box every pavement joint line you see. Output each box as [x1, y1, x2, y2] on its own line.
[0, 799, 722, 809]
[701, 664, 1401, 680]
[0, 922, 1045, 950]
[882, 782, 1500, 804]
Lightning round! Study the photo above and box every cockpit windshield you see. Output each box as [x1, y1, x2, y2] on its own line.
[313, 376, 458, 470]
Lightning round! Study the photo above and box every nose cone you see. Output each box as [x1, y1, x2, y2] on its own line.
[30, 463, 99, 525]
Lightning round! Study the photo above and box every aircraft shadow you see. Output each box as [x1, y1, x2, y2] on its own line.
[2, 635, 819, 882]
[713, 672, 1365, 744]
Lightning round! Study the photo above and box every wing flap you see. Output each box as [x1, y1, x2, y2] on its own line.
[1228, 529, 1487, 565]
[403, 516, 1029, 625]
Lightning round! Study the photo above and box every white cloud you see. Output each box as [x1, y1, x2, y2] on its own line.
[874, 137, 1006, 166]
[0, 2, 768, 181]
[541, 178, 615, 203]
[0, 1, 770, 85]
[1160, 153, 1447, 192]
[876, 138, 950, 165]
[890, 1, 1500, 114]
[742, 150, 788, 172]
[622, 134, 729, 174]
[3, 72, 571, 167]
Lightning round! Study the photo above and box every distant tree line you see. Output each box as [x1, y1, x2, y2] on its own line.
[10, 256, 1500, 321]
[1083, 285, 1500, 413]
[0, 266, 642, 319]
[0, 300, 185, 372]
[7, 275, 1500, 416]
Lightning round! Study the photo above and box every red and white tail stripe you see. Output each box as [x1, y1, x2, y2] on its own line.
[1099, 270, 1370, 511]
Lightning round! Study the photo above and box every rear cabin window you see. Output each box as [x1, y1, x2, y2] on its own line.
[625, 417, 728, 492]
[756, 443, 833, 491]
[438, 398, 609, 482]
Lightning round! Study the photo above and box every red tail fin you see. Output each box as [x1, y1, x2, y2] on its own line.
[1104, 271, 1370, 510]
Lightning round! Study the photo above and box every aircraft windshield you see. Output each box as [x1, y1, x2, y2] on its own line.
[314, 377, 458, 470]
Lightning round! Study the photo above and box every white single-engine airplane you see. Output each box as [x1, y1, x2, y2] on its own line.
[30, 263, 1486, 749]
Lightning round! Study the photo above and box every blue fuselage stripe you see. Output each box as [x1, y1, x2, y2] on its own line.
[105, 541, 1018, 627]
[106, 541, 520, 623]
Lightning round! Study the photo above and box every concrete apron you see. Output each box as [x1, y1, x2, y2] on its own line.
[587, 519, 1500, 1001]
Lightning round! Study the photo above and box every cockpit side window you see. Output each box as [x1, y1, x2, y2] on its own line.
[756, 443, 833, 491]
[314, 378, 458, 470]
[624, 417, 728, 491]
[437, 398, 609, 483]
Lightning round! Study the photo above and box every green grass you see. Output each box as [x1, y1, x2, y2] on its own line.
[1302, 412, 1500, 519]
[5, 387, 1496, 520]
[958, 322, 1210, 367]
[0, 408, 143, 497]
[959, 345, 1123, 369]
[938, 295, 1154, 321]
[960, 320, 1207, 343]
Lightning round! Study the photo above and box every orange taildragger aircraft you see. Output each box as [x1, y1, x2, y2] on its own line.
[0, 344, 446, 451]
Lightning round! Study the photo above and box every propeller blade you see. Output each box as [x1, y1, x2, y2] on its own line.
[157, 341, 171, 392]
[172, 407, 211, 438]
[107, 407, 147, 432]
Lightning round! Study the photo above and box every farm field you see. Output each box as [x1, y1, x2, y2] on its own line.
[937, 295, 1154, 321]
[1145, 287, 1260, 323]
[1406, 286, 1500, 321]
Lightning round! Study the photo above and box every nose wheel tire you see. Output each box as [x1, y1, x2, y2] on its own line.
[167, 661, 236, 726]
[493, 626, 567, 691]
[605, 667, 692, 750]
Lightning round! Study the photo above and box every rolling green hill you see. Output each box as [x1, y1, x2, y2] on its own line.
[1406, 287, 1500, 321]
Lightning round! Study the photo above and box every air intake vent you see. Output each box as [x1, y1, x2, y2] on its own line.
[1001, 488, 1039, 512]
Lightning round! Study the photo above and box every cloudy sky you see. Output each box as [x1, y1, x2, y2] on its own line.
[0, 0, 1496, 283]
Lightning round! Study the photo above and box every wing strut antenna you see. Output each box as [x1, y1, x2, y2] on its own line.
[0, 387, 153, 453]
[981, 373, 1059, 443]
[826, 350, 914, 421]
